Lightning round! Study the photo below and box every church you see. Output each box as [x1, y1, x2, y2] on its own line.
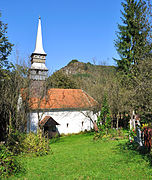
[26, 17, 98, 137]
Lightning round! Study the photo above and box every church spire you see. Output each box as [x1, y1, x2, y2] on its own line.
[30, 17, 48, 82]
[33, 16, 46, 55]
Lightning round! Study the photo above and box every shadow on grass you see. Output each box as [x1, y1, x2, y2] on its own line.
[49, 136, 63, 144]
[49, 131, 95, 145]
[117, 140, 152, 166]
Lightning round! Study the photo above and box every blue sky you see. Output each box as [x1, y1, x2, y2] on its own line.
[1, 0, 123, 73]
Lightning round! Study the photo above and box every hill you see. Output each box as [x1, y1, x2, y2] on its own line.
[60, 59, 115, 77]
[48, 60, 116, 104]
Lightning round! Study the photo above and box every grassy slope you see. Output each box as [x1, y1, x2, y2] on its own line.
[10, 134, 152, 180]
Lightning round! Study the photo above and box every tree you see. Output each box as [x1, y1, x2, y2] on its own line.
[97, 95, 111, 134]
[47, 71, 78, 89]
[0, 13, 14, 140]
[127, 56, 152, 122]
[0, 13, 13, 72]
[0, 63, 29, 141]
[114, 0, 152, 73]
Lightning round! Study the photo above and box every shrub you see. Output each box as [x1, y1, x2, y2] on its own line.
[0, 145, 22, 178]
[0, 131, 50, 178]
[22, 131, 50, 156]
[94, 128, 127, 141]
[97, 95, 111, 136]
[6, 130, 50, 156]
[6, 131, 26, 155]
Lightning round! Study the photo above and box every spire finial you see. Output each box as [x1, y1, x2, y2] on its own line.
[33, 17, 46, 55]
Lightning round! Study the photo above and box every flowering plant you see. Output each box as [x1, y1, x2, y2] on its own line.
[128, 128, 136, 142]
[141, 123, 149, 130]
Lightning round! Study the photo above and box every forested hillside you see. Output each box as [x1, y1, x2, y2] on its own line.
[47, 60, 116, 104]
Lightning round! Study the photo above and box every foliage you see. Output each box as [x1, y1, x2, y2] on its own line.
[114, 0, 152, 73]
[6, 131, 26, 155]
[87, 62, 93, 66]
[5, 130, 50, 157]
[22, 131, 50, 156]
[0, 13, 13, 71]
[141, 123, 149, 130]
[0, 64, 29, 141]
[129, 56, 152, 120]
[128, 128, 137, 142]
[47, 71, 78, 89]
[67, 59, 79, 65]
[72, 73, 91, 78]
[94, 128, 127, 141]
[97, 95, 111, 137]
[0, 145, 22, 178]
[0, 131, 50, 178]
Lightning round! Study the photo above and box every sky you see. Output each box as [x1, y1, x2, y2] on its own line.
[1, 0, 123, 73]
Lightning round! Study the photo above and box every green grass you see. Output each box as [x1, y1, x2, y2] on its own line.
[9, 134, 152, 180]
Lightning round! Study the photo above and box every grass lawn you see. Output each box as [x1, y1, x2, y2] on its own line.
[9, 133, 152, 180]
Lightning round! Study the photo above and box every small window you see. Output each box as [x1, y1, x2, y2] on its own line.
[82, 121, 84, 127]
[67, 123, 69, 128]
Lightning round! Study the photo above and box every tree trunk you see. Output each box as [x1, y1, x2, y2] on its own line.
[9, 110, 12, 134]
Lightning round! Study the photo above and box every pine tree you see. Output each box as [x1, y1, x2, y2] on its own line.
[114, 0, 152, 73]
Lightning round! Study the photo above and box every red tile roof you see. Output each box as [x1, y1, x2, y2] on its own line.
[28, 88, 98, 110]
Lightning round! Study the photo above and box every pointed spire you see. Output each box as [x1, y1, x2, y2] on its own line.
[33, 16, 46, 55]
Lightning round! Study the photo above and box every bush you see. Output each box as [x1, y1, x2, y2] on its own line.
[22, 131, 50, 156]
[0, 145, 22, 178]
[6, 131, 26, 155]
[0, 131, 50, 178]
[6, 130, 50, 156]
[94, 128, 127, 140]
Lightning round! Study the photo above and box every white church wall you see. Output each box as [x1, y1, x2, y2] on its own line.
[28, 110, 97, 134]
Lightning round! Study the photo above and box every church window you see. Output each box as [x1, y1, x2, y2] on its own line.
[67, 123, 69, 128]
[82, 121, 84, 127]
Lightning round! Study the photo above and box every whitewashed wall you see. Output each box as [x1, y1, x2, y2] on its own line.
[28, 110, 97, 134]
